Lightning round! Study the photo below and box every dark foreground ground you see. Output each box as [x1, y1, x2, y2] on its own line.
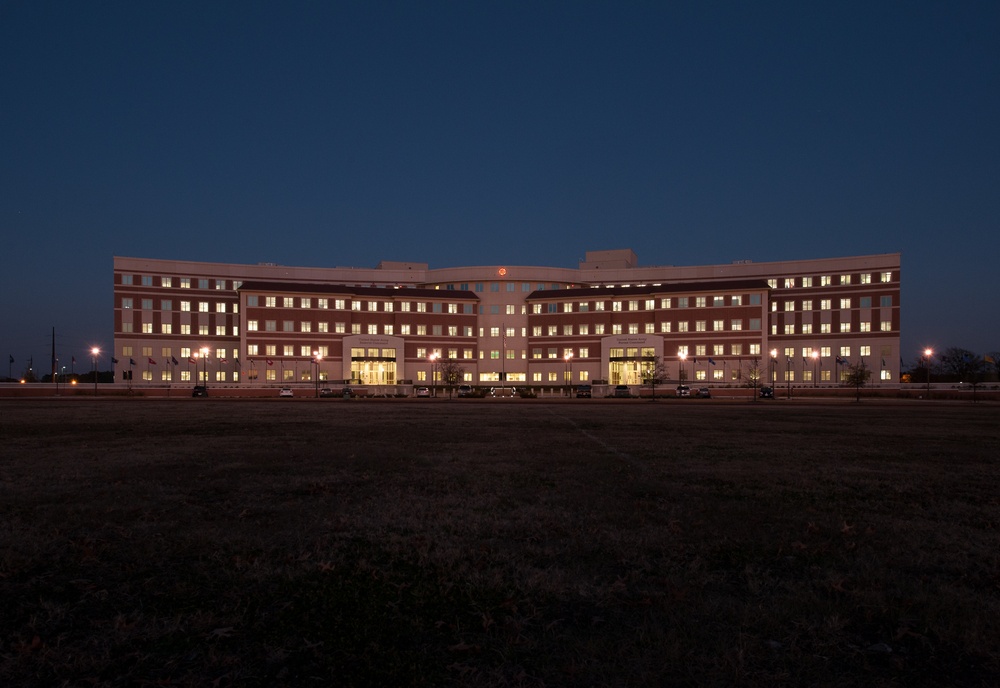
[1, 399, 998, 687]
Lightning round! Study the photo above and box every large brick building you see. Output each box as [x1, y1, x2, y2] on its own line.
[113, 249, 901, 391]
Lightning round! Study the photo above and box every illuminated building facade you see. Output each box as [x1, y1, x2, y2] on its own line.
[113, 249, 901, 390]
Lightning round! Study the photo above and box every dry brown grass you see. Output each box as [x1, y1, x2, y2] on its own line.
[1, 398, 998, 687]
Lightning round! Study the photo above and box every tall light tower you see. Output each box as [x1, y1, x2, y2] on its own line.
[429, 352, 439, 398]
[923, 348, 933, 399]
[564, 351, 573, 396]
[91, 347, 100, 395]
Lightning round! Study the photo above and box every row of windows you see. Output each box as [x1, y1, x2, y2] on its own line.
[120, 275, 237, 290]
[246, 321, 476, 337]
[439, 282, 564, 292]
[767, 272, 893, 289]
[120, 346, 238, 359]
[532, 294, 761, 313]
[121, 298, 238, 313]
[121, 323, 239, 336]
[530, 319, 761, 336]
[774, 321, 893, 335]
[774, 296, 894, 311]
[249, 295, 474, 314]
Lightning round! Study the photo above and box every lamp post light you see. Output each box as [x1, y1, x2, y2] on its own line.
[564, 351, 573, 396]
[313, 351, 322, 398]
[770, 349, 777, 385]
[678, 352, 687, 384]
[786, 356, 792, 399]
[198, 347, 210, 389]
[811, 350, 819, 388]
[923, 348, 933, 399]
[91, 347, 100, 395]
[429, 352, 439, 397]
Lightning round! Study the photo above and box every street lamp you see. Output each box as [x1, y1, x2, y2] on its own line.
[91, 347, 100, 395]
[200, 347, 210, 388]
[786, 356, 792, 399]
[313, 351, 323, 398]
[770, 349, 777, 385]
[429, 352, 439, 397]
[564, 351, 573, 396]
[811, 350, 819, 387]
[923, 348, 933, 399]
[678, 352, 687, 384]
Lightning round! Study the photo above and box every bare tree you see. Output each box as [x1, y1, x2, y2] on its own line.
[938, 347, 985, 383]
[843, 361, 872, 402]
[641, 356, 669, 400]
[438, 359, 465, 399]
[742, 357, 764, 402]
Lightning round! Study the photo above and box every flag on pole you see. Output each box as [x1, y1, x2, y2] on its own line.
[72, 356, 76, 364]
[8, 355, 12, 364]
[129, 358, 136, 366]
[881, 358, 886, 367]
[188, 356, 196, 364]
[148, 358, 157, 365]
[171, 356, 179, 365]
[266, 358, 274, 366]
[222, 358, 227, 364]
[708, 358, 717, 365]
[111, 357, 119, 364]
[234, 358, 241, 367]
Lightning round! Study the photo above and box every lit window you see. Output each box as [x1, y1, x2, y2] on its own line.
[840, 298, 851, 309]
[661, 322, 671, 333]
[784, 278, 795, 288]
[301, 322, 311, 332]
[644, 323, 654, 334]
[881, 271, 892, 282]
[881, 320, 892, 331]
[612, 301, 622, 311]
[784, 324, 795, 334]
[860, 273, 871, 284]
[301, 298, 311, 308]
[612, 324, 623, 334]
[248, 320, 258, 331]
[161, 324, 172, 334]
[860, 322, 871, 332]
[696, 321, 706, 332]
[801, 323, 812, 334]
[678, 322, 689, 332]
[767, 279, 777, 289]
[784, 301, 795, 311]
[660, 298, 670, 308]
[821, 324, 831, 333]
[801, 277, 813, 287]
[629, 300, 638, 311]
[714, 320, 724, 331]
[841, 274, 851, 285]
[820, 299, 831, 310]
[594, 324, 605, 334]
[695, 297, 706, 307]
[579, 324, 589, 335]
[283, 297, 294, 308]
[731, 295, 742, 306]
[821, 276, 832, 286]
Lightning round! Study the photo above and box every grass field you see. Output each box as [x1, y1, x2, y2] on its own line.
[1, 398, 998, 687]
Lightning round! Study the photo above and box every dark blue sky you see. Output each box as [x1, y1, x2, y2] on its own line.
[3, 1, 998, 370]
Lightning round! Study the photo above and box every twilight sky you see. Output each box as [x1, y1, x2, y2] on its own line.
[2, 1, 999, 371]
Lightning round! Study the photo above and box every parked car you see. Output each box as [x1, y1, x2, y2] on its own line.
[760, 386, 774, 399]
[415, 386, 431, 397]
[457, 384, 473, 397]
[675, 385, 691, 397]
[279, 387, 294, 397]
[319, 387, 335, 398]
[614, 384, 632, 398]
[696, 387, 711, 398]
[340, 387, 356, 398]
[191, 385, 208, 397]
[576, 384, 592, 398]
